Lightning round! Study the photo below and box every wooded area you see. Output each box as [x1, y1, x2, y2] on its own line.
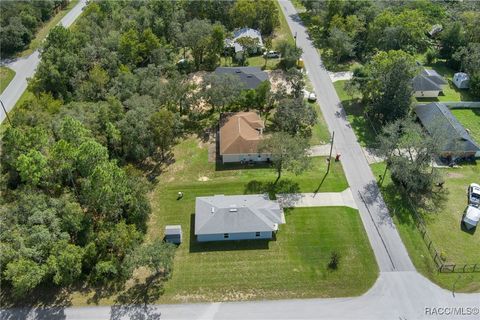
[0, 0, 70, 56]
[0, 0, 320, 302]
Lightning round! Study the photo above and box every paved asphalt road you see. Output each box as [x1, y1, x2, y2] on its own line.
[0, 0, 87, 124]
[1, 1, 479, 319]
[286, 1, 414, 273]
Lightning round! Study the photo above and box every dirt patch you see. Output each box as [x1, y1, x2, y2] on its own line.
[198, 176, 210, 182]
[267, 70, 290, 94]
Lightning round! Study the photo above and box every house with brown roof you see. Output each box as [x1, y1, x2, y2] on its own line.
[219, 112, 270, 163]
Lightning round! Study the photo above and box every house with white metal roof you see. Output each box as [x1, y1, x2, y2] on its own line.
[225, 28, 264, 60]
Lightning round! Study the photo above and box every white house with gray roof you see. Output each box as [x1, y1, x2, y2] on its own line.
[194, 194, 285, 242]
[225, 28, 264, 60]
[413, 68, 447, 98]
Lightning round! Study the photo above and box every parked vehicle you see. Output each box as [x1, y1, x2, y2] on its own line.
[467, 183, 480, 207]
[264, 50, 280, 58]
[307, 92, 317, 102]
[463, 205, 480, 230]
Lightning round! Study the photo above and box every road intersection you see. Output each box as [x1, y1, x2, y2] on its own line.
[0, 1, 478, 319]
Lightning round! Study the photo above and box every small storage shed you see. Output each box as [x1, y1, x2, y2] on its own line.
[453, 72, 470, 89]
[165, 225, 182, 244]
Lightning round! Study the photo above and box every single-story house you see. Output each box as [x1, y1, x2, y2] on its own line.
[219, 111, 269, 163]
[453, 72, 470, 89]
[214, 66, 268, 90]
[225, 28, 264, 60]
[413, 68, 447, 98]
[415, 102, 480, 158]
[164, 225, 182, 244]
[194, 194, 285, 242]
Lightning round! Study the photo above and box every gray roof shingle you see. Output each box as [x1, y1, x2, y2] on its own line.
[415, 103, 480, 153]
[214, 67, 268, 89]
[195, 194, 285, 235]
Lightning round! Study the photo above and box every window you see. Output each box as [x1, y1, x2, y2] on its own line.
[224, 233, 229, 239]
[255, 232, 260, 237]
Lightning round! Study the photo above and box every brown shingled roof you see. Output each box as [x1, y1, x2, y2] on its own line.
[220, 112, 265, 155]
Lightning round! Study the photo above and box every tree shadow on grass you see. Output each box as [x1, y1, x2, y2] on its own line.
[244, 179, 300, 200]
[188, 214, 272, 253]
[114, 276, 166, 311]
[0, 282, 72, 309]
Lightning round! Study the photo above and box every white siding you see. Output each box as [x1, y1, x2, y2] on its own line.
[414, 90, 440, 98]
[197, 231, 272, 242]
[222, 153, 271, 163]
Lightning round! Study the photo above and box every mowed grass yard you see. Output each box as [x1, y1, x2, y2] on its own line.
[147, 137, 378, 302]
[333, 80, 377, 148]
[371, 162, 480, 292]
[451, 108, 480, 144]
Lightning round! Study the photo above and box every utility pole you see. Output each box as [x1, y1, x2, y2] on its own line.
[327, 131, 335, 174]
[294, 32, 297, 47]
[0, 99, 12, 127]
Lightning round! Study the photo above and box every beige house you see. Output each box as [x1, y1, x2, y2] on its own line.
[219, 112, 269, 163]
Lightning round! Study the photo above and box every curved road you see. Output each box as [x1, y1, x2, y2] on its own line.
[1, 1, 479, 319]
[0, 0, 87, 124]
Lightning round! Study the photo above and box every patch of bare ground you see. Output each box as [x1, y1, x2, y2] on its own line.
[266, 69, 292, 94]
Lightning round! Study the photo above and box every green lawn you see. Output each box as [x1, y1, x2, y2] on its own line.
[451, 108, 480, 144]
[273, 0, 294, 47]
[371, 162, 480, 292]
[0, 67, 15, 94]
[416, 61, 474, 103]
[304, 76, 331, 146]
[142, 137, 377, 302]
[333, 80, 377, 147]
[19, 0, 80, 57]
[151, 137, 347, 194]
[309, 101, 331, 146]
[154, 205, 378, 303]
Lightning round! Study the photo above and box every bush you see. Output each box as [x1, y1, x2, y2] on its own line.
[425, 48, 437, 65]
[328, 251, 340, 270]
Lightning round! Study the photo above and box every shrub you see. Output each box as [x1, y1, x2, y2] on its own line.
[328, 251, 340, 270]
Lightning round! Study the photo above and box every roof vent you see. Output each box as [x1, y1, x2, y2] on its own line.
[211, 207, 215, 214]
[229, 208, 238, 212]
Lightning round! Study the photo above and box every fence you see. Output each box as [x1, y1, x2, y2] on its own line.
[363, 113, 480, 273]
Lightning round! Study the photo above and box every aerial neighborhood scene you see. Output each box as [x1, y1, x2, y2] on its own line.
[0, 0, 479, 319]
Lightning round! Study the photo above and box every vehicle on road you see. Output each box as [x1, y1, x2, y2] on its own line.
[263, 50, 280, 58]
[463, 205, 480, 230]
[467, 183, 480, 206]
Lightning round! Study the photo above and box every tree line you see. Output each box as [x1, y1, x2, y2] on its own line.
[300, 0, 480, 97]
[0, 0, 70, 56]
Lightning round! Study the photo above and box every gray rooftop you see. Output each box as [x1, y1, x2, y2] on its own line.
[415, 103, 480, 153]
[214, 67, 268, 90]
[413, 68, 447, 92]
[195, 194, 285, 235]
